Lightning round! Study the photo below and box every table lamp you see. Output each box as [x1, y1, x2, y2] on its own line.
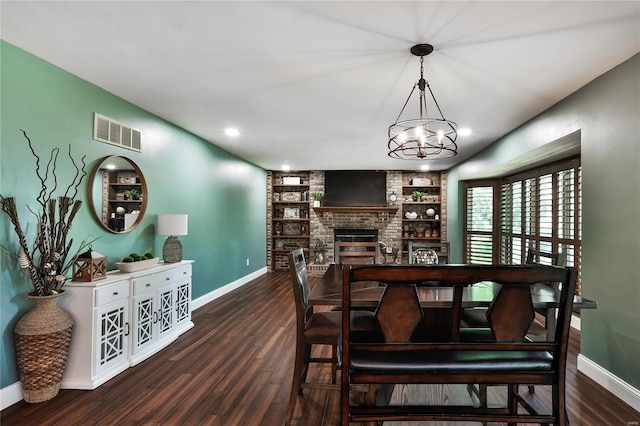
[158, 214, 188, 263]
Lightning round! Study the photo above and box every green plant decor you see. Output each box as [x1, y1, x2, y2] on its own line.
[311, 192, 323, 201]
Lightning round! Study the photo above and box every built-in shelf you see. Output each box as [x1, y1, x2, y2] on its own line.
[312, 206, 399, 214]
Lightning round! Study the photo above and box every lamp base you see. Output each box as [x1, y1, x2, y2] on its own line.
[162, 236, 183, 263]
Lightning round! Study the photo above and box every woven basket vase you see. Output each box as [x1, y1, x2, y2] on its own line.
[14, 292, 73, 403]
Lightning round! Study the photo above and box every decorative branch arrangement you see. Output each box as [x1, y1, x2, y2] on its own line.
[1, 130, 90, 296]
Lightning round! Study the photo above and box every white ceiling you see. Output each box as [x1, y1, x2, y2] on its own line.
[2, 1, 639, 171]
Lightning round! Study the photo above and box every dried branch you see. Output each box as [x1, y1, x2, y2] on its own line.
[1, 131, 90, 296]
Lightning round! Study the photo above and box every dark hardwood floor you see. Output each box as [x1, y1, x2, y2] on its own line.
[2, 271, 638, 425]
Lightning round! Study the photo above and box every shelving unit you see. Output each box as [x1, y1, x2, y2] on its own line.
[269, 171, 311, 271]
[400, 172, 444, 262]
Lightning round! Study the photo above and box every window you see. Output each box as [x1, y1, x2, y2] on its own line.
[463, 181, 498, 264]
[463, 157, 582, 294]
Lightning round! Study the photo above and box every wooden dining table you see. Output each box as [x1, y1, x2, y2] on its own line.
[309, 263, 597, 335]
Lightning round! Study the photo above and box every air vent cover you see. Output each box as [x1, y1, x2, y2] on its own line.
[93, 113, 141, 152]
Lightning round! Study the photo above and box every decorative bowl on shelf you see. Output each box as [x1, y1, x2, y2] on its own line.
[115, 257, 159, 273]
[405, 211, 418, 220]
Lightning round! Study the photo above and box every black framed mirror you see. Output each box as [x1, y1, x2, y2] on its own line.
[88, 156, 148, 233]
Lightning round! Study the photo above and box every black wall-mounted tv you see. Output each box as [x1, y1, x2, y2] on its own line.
[323, 171, 387, 207]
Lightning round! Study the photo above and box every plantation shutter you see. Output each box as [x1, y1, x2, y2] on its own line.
[463, 183, 496, 264]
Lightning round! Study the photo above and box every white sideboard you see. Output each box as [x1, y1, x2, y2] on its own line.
[59, 260, 194, 390]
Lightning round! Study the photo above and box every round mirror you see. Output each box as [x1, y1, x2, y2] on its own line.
[88, 156, 148, 233]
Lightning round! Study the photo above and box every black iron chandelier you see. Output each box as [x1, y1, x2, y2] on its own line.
[388, 44, 458, 160]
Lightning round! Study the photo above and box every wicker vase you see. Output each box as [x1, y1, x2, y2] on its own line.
[14, 292, 73, 403]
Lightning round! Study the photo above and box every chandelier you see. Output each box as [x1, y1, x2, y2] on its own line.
[388, 44, 458, 160]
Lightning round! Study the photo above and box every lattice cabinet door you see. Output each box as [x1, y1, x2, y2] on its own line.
[95, 299, 130, 377]
[175, 281, 191, 329]
[157, 284, 175, 340]
[133, 292, 156, 353]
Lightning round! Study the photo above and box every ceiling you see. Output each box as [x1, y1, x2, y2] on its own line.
[2, 1, 639, 171]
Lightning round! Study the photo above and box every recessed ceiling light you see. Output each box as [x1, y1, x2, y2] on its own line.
[281, 164, 291, 171]
[105, 164, 116, 170]
[420, 165, 430, 171]
[458, 128, 472, 137]
[225, 128, 240, 137]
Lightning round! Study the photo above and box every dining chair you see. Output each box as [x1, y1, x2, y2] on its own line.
[286, 248, 378, 425]
[335, 241, 378, 265]
[407, 241, 450, 264]
[462, 247, 567, 404]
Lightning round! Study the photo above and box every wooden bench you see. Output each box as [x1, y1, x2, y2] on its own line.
[340, 264, 578, 425]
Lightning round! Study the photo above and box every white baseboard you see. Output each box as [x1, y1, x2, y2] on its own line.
[577, 353, 640, 414]
[0, 381, 23, 411]
[191, 267, 267, 311]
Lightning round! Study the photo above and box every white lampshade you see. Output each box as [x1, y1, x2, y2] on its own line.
[157, 214, 188, 236]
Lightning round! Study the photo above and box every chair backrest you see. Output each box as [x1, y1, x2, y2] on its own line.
[342, 264, 577, 345]
[407, 241, 450, 264]
[525, 248, 566, 266]
[288, 248, 312, 330]
[335, 241, 378, 265]
[340, 264, 578, 425]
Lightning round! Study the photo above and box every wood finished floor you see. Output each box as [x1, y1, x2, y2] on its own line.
[2, 271, 639, 425]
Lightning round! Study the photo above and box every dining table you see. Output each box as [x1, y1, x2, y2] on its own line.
[309, 263, 597, 336]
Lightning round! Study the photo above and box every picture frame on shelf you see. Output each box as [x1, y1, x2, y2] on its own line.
[282, 177, 301, 185]
[281, 192, 301, 202]
[283, 222, 302, 235]
[284, 207, 300, 218]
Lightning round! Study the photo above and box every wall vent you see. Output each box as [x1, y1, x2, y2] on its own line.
[93, 113, 141, 152]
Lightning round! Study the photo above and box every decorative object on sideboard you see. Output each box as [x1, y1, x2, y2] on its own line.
[72, 247, 107, 282]
[1, 130, 96, 403]
[158, 214, 188, 263]
[115, 254, 159, 273]
[411, 191, 423, 201]
[387, 43, 458, 160]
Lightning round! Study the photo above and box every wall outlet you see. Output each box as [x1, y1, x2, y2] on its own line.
[246, 258, 250, 267]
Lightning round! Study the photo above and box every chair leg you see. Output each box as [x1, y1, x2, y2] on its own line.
[286, 340, 308, 425]
[507, 384, 518, 426]
[299, 343, 312, 391]
[331, 344, 337, 384]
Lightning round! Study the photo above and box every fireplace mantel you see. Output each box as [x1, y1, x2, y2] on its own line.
[313, 206, 399, 214]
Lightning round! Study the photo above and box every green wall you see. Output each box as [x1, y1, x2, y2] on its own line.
[0, 41, 267, 388]
[446, 53, 640, 389]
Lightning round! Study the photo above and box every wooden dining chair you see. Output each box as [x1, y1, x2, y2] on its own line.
[286, 248, 377, 425]
[462, 247, 567, 404]
[335, 241, 378, 265]
[407, 241, 450, 264]
[340, 264, 578, 426]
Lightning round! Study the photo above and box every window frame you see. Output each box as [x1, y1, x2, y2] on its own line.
[462, 156, 582, 293]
